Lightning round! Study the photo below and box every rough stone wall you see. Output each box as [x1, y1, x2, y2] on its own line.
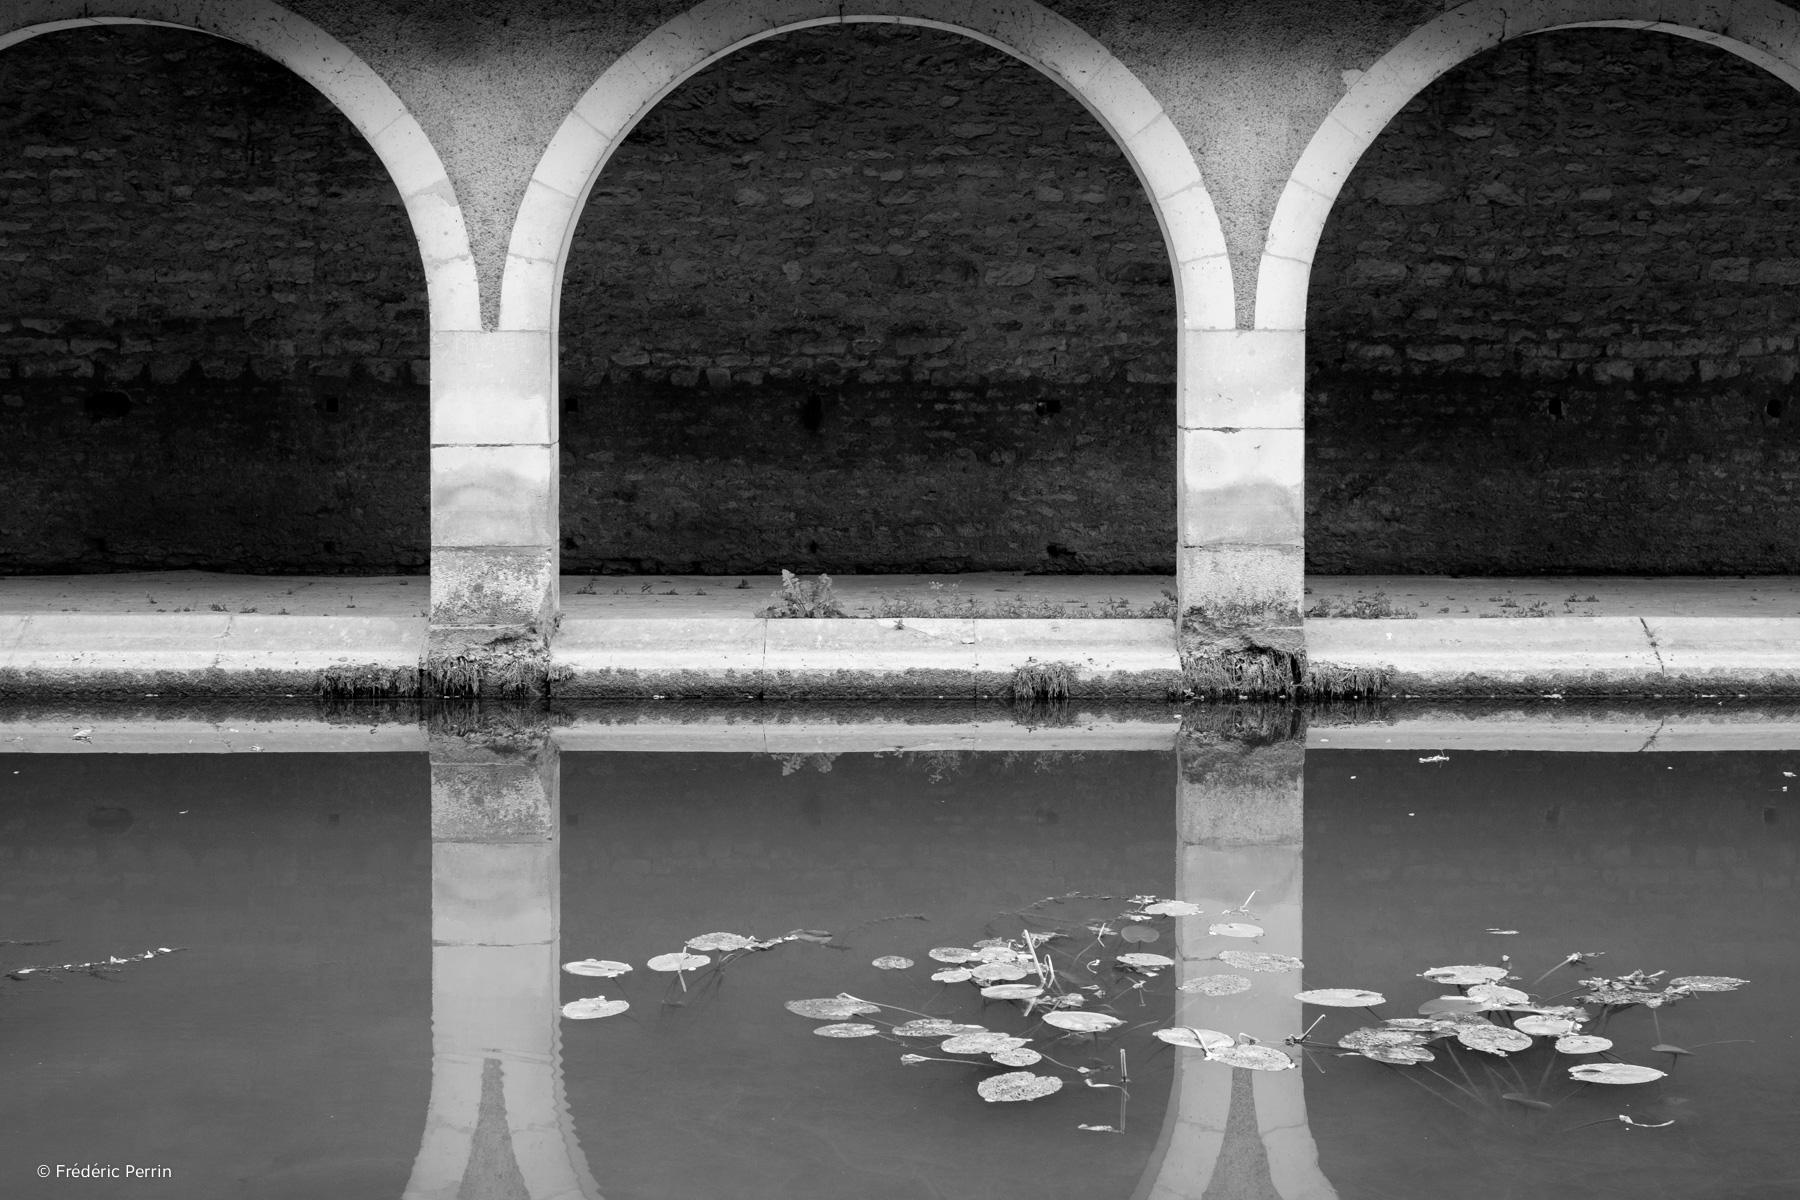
[559, 23, 1178, 575]
[1308, 29, 1800, 576]
[0, 25, 429, 574]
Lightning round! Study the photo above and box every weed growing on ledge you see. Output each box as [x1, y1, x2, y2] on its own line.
[1009, 658, 1077, 703]
[1304, 590, 1418, 619]
[873, 582, 1176, 619]
[760, 570, 846, 618]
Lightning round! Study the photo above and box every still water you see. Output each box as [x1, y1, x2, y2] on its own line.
[1, 710, 1793, 1199]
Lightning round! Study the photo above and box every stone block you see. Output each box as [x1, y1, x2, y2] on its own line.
[1180, 429, 1305, 546]
[431, 444, 556, 547]
[431, 330, 555, 445]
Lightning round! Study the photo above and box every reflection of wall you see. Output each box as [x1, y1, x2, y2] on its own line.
[559, 23, 1175, 576]
[1303, 751, 1798, 1197]
[0, 26, 429, 574]
[557, 750, 1176, 1200]
[0, 753, 431, 1196]
[1308, 29, 1800, 575]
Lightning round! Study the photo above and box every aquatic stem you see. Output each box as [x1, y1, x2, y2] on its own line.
[1117, 1048, 1130, 1133]
[1650, 1006, 1664, 1044]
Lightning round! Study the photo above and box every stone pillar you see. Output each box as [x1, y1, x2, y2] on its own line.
[1177, 330, 1307, 696]
[404, 718, 599, 1200]
[1132, 710, 1336, 1200]
[429, 329, 559, 694]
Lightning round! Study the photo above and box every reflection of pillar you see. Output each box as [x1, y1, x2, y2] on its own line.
[405, 724, 600, 1200]
[1134, 711, 1336, 1200]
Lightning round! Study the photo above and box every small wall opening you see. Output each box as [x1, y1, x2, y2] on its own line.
[0, 25, 429, 575]
[557, 23, 1175, 576]
[1307, 28, 1800, 576]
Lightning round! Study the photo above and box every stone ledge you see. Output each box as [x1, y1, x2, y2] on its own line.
[1308, 615, 1800, 696]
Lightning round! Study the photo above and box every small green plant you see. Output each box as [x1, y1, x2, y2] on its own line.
[760, 570, 846, 618]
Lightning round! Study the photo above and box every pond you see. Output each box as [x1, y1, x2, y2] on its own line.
[0, 706, 1792, 1199]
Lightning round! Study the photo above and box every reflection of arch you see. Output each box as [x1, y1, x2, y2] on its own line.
[408, 737, 601, 1200]
[502, 0, 1232, 337]
[0, 2, 478, 333]
[1256, 0, 1800, 330]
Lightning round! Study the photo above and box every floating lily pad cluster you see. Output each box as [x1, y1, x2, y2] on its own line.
[558, 927, 835, 1019]
[780, 891, 1308, 1123]
[1290, 952, 1751, 1127]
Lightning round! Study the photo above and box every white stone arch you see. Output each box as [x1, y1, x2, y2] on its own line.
[1257, 0, 1800, 330]
[500, 0, 1233, 339]
[0, 1, 479, 333]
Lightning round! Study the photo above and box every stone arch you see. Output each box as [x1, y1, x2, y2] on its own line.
[1257, 0, 1800, 330]
[0, 1, 478, 333]
[502, 0, 1232, 338]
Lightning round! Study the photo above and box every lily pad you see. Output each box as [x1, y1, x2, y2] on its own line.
[971, 962, 1031, 984]
[992, 1047, 1043, 1066]
[1207, 923, 1263, 939]
[1419, 965, 1509, 986]
[931, 968, 974, 983]
[1363, 1045, 1435, 1065]
[813, 1022, 880, 1038]
[1119, 925, 1160, 944]
[1339, 1027, 1432, 1051]
[1143, 900, 1204, 916]
[893, 1019, 985, 1037]
[928, 947, 979, 963]
[1218, 950, 1302, 973]
[1296, 989, 1386, 1008]
[1467, 983, 1531, 1008]
[1178, 975, 1253, 996]
[942, 1032, 1030, 1054]
[1044, 1011, 1125, 1033]
[974, 945, 1026, 962]
[561, 996, 629, 1020]
[647, 952, 710, 972]
[786, 996, 883, 1020]
[1207, 1043, 1296, 1071]
[1570, 1062, 1667, 1085]
[871, 955, 914, 970]
[562, 959, 632, 978]
[1117, 952, 1175, 969]
[1418, 996, 1486, 1015]
[1455, 1025, 1534, 1056]
[1555, 1034, 1613, 1054]
[1667, 975, 1750, 992]
[977, 1072, 1064, 1102]
[1154, 1027, 1234, 1052]
[685, 932, 756, 952]
[1514, 1015, 1577, 1036]
[981, 984, 1044, 1000]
